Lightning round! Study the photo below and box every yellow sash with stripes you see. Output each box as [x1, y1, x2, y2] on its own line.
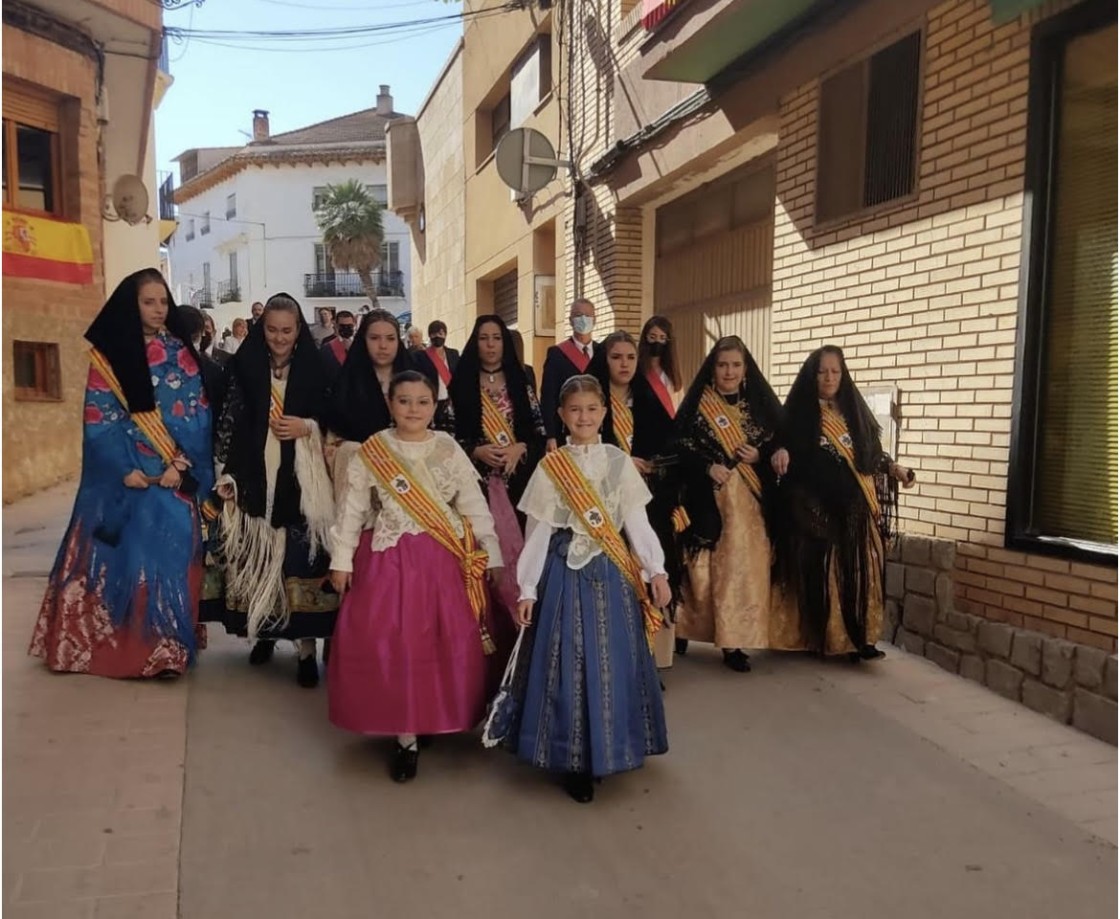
[360, 434, 495, 654]
[481, 390, 516, 447]
[88, 347, 179, 464]
[698, 387, 762, 499]
[610, 394, 634, 455]
[269, 386, 284, 421]
[820, 405, 880, 520]
[539, 449, 663, 651]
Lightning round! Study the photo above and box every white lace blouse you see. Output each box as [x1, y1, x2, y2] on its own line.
[516, 441, 666, 601]
[328, 430, 502, 573]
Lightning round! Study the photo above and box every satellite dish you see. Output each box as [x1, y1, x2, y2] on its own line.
[495, 128, 569, 197]
[108, 174, 151, 225]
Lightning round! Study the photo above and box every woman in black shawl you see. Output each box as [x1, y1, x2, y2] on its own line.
[449, 314, 545, 614]
[771, 345, 915, 661]
[674, 336, 793, 672]
[213, 293, 337, 688]
[588, 330, 683, 669]
[322, 309, 412, 497]
[30, 269, 215, 679]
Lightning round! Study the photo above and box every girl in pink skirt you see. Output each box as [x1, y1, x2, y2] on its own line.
[328, 370, 504, 783]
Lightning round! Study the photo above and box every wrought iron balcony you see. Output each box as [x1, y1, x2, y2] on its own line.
[303, 270, 405, 298]
[217, 280, 241, 304]
[194, 287, 214, 308]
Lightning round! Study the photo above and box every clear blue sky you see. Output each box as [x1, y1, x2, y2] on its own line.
[155, 0, 463, 178]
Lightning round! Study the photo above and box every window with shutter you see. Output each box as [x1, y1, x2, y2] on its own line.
[1008, 4, 1117, 561]
[816, 31, 921, 224]
[493, 269, 519, 327]
[2, 82, 63, 216]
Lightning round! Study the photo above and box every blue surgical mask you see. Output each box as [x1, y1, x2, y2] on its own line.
[572, 315, 595, 335]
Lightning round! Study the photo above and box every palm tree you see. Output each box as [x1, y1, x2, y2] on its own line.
[314, 179, 385, 306]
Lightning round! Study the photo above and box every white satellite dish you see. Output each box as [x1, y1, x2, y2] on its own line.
[495, 128, 570, 197]
[106, 174, 151, 225]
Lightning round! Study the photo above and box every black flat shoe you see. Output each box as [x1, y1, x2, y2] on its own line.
[391, 744, 419, 783]
[563, 772, 594, 803]
[859, 644, 886, 661]
[722, 649, 751, 673]
[155, 669, 180, 680]
[296, 655, 319, 689]
[248, 639, 275, 666]
[418, 735, 435, 750]
[674, 638, 689, 656]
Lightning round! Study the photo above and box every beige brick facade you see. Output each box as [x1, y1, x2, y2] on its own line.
[559, 0, 1116, 651]
[408, 42, 467, 345]
[2, 24, 106, 502]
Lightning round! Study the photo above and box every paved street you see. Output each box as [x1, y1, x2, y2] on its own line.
[4, 482, 1117, 919]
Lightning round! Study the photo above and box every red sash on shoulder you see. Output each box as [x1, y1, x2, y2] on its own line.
[426, 346, 453, 386]
[646, 370, 676, 419]
[328, 338, 347, 365]
[558, 338, 591, 373]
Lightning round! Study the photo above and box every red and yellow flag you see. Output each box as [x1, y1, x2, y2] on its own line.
[2, 212, 94, 285]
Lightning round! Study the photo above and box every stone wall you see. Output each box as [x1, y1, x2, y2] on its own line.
[885, 534, 1118, 744]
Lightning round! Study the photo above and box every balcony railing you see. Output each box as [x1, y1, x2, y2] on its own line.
[193, 287, 213, 308]
[303, 270, 405, 299]
[217, 280, 241, 304]
[158, 172, 176, 221]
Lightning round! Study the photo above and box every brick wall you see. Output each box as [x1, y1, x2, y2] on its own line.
[770, 0, 1116, 650]
[563, 0, 647, 335]
[2, 24, 105, 502]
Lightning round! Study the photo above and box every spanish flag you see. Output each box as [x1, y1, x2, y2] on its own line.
[3, 211, 94, 285]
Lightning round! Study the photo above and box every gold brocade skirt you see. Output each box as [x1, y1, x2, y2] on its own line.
[819, 531, 885, 655]
[678, 474, 798, 650]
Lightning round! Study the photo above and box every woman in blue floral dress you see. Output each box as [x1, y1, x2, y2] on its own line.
[29, 269, 215, 679]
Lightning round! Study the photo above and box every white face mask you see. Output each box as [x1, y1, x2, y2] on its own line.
[572, 315, 595, 335]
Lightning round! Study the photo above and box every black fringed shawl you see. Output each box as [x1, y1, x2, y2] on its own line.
[215, 295, 328, 528]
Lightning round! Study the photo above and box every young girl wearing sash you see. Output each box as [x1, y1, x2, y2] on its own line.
[328, 371, 505, 783]
[771, 346, 915, 661]
[450, 315, 545, 616]
[506, 375, 670, 804]
[588, 330, 684, 671]
[30, 269, 215, 679]
[323, 309, 412, 503]
[675, 336, 786, 673]
[213, 294, 337, 689]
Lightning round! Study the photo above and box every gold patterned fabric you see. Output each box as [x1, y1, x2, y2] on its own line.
[678, 474, 779, 649]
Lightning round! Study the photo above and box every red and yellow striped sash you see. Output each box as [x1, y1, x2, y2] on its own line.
[88, 347, 179, 464]
[698, 387, 762, 499]
[481, 391, 516, 447]
[269, 386, 284, 421]
[360, 434, 494, 654]
[540, 449, 662, 651]
[820, 405, 880, 519]
[610, 394, 634, 455]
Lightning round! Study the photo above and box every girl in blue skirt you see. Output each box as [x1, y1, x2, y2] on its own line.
[507, 374, 670, 803]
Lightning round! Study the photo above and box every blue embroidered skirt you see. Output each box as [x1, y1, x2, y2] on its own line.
[506, 530, 668, 777]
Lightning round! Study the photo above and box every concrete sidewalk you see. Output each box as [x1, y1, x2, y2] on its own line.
[3, 482, 1116, 919]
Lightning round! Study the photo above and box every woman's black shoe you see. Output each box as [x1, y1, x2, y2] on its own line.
[859, 644, 886, 661]
[248, 639, 275, 666]
[564, 772, 595, 803]
[296, 655, 319, 688]
[418, 735, 435, 750]
[674, 638, 689, 656]
[155, 669, 180, 680]
[722, 649, 751, 673]
[391, 744, 419, 783]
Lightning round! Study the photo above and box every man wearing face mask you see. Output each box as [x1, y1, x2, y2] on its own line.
[199, 310, 230, 368]
[541, 298, 598, 451]
[179, 304, 228, 423]
[320, 309, 357, 382]
[412, 318, 460, 396]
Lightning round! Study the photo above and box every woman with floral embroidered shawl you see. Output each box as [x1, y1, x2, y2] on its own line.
[30, 269, 214, 679]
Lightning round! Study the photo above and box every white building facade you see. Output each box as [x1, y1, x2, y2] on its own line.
[168, 88, 410, 331]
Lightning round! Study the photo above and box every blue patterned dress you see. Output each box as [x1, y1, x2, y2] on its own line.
[30, 334, 214, 677]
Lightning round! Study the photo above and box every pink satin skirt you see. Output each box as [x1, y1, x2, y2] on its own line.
[328, 531, 493, 736]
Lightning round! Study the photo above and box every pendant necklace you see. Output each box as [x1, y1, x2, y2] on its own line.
[482, 364, 501, 385]
[270, 355, 291, 380]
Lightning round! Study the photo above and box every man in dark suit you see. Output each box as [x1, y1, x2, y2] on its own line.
[541, 298, 598, 451]
[411, 318, 460, 399]
[200, 310, 230, 368]
[179, 305, 227, 423]
[319, 309, 357, 382]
